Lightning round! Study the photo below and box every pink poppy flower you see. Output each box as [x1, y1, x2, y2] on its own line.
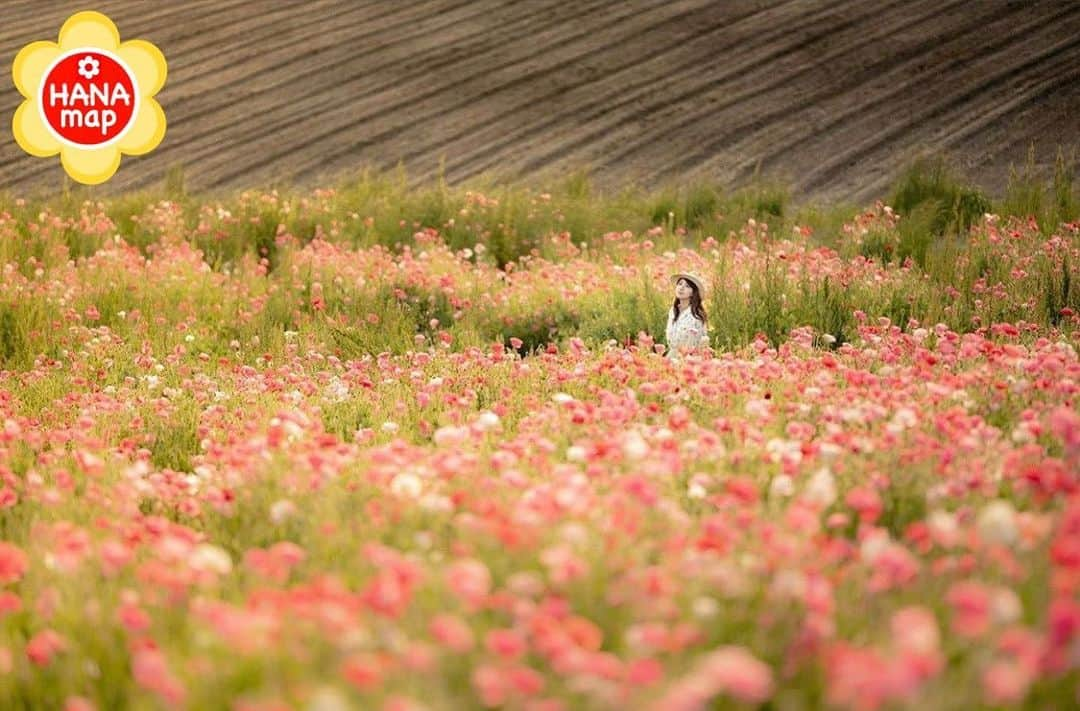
[486, 628, 528, 661]
[26, 629, 68, 667]
[341, 653, 384, 691]
[472, 663, 509, 707]
[946, 581, 992, 638]
[890, 606, 940, 657]
[846, 486, 883, 524]
[131, 643, 186, 706]
[866, 542, 921, 592]
[118, 601, 152, 634]
[697, 645, 775, 704]
[64, 697, 96, 711]
[0, 592, 21, 617]
[626, 657, 664, 686]
[982, 659, 1032, 704]
[506, 664, 546, 695]
[823, 642, 895, 711]
[430, 613, 475, 652]
[540, 544, 587, 585]
[1049, 404, 1080, 452]
[445, 558, 492, 610]
[360, 572, 409, 618]
[0, 542, 28, 584]
[1045, 598, 1080, 674]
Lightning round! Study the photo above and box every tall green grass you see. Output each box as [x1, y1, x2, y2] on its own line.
[998, 146, 1080, 231]
[888, 156, 993, 265]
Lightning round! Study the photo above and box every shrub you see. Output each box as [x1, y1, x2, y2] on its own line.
[890, 156, 991, 243]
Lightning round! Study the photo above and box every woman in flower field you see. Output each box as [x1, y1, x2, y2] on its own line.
[0, 182, 1078, 710]
[665, 272, 710, 359]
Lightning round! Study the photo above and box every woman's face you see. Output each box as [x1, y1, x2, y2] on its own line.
[674, 278, 695, 300]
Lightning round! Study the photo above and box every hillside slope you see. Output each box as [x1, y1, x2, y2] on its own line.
[2, 0, 1078, 202]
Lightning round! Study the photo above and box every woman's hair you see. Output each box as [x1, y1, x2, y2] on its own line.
[672, 279, 708, 324]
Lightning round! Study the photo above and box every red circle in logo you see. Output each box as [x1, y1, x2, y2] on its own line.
[39, 50, 137, 146]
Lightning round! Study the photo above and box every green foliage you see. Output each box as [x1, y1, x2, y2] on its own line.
[245, 210, 284, 274]
[561, 167, 592, 201]
[999, 146, 1079, 230]
[321, 398, 375, 442]
[649, 191, 679, 230]
[1043, 253, 1076, 327]
[890, 156, 992, 249]
[163, 164, 187, 200]
[327, 298, 417, 358]
[105, 192, 161, 256]
[879, 469, 931, 539]
[1052, 149, 1080, 224]
[394, 285, 457, 335]
[646, 181, 786, 237]
[733, 181, 787, 221]
[683, 184, 720, 230]
[0, 302, 25, 366]
[708, 253, 788, 350]
[807, 277, 852, 349]
[0, 299, 56, 369]
[577, 279, 668, 346]
[489, 301, 579, 355]
[149, 403, 201, 473]
[895, 200, 943, 268]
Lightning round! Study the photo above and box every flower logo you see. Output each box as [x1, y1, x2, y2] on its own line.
[12, 11, 166, 185]
[77, 55, 100, 80]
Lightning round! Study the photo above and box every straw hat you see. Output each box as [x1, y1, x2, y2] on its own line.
[671, 272, 706, 295]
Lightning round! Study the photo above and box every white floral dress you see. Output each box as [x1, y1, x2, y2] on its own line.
[665, 306, 709, 359]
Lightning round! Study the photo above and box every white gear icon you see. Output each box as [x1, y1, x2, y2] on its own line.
[77, 55, 100, 80]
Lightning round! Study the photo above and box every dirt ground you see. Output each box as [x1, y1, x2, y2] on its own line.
[2, 0, 1078, 204]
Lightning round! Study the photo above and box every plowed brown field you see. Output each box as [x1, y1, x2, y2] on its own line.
[3, 0, 1078, 202]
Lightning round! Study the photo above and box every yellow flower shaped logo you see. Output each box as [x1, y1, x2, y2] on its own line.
[12, 11, 166, 185]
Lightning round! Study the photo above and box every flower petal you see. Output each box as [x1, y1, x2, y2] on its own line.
[118, 99, 166, 155]
[61, 145, 121, 185]
[117, 40, 167, 96]
[58, 11, 120, 52]
[12, 42, 61, 99]
[12, 102, 60, 157]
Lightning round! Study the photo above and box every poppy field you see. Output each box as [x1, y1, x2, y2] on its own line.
[0, 177, 1078, 710]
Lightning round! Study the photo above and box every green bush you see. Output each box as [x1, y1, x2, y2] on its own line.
[649, 191, 679, 229]
[577, 281, 667, 346]
[683, 185, 720, 229]
[890, 156, 991, 241]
